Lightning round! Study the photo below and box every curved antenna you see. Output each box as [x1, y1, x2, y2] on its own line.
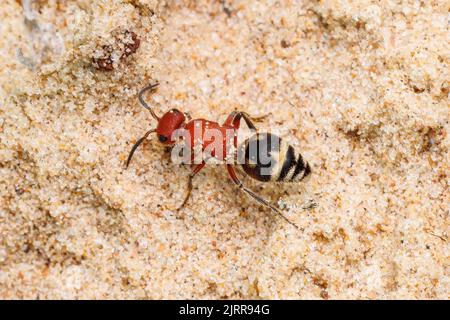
[138, 83, 160, 121]
[126, 129, 155, 168]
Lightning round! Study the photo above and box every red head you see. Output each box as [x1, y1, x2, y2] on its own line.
[126, 84, 187, 168]
[156, 108, 186, 145]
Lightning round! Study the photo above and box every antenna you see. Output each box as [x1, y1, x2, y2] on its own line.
[138, 83, 160, 121]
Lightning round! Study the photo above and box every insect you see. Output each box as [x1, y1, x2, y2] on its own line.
[126, 83, 313, 229]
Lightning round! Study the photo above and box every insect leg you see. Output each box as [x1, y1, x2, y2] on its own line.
[226, 164, 299, 230]
[223, 111, 258, 130]
[178, 162, 206, 210]
[126, 129, 155, 168]
[184, 111, 192, 121]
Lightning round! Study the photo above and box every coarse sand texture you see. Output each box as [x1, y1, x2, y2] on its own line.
[0, 0, 448, 299]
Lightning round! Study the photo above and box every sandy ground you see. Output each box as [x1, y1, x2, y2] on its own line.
[0, 0, 448, 299]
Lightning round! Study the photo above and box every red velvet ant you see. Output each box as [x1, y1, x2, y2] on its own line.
[126, 83, 313, 229]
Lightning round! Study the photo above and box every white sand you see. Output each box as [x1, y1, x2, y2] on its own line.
[0, 0, 448, 299]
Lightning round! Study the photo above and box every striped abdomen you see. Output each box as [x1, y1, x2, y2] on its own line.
[239, 133, 311, 182]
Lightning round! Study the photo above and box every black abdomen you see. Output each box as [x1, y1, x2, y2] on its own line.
[240, 133, 311, 182]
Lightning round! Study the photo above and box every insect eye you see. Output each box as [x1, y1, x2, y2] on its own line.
[158, 135, 168, 143]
